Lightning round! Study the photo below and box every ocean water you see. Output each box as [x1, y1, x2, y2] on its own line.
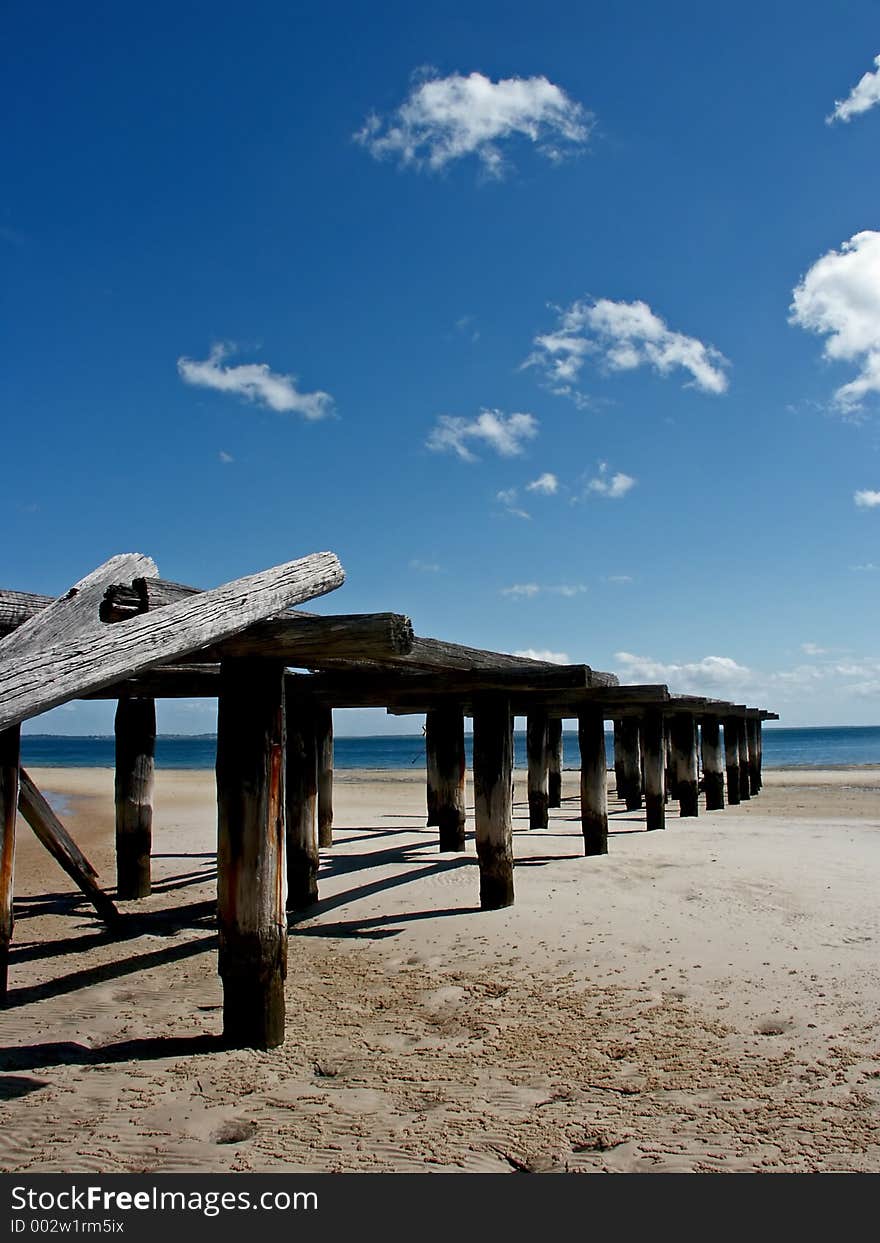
[18, 725, 880, 771]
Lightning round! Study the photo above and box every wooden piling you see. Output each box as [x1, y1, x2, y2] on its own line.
[425, 709, 441, 827]
[114, 696, 156, 899]
[747, 718, 760, 796]
[473, 695, 514, 910]
[0, 725, 20, 999]
[737, 719, 751, 801]
[526, 710, 549, 830]
[618, 718, 642, 810]
[700, 716, 725, 810]
[664, 719, 675, 803]
[431, 704, 466, 852]
[286, 695, 318, 912]
[547, 718, 564, 808]
[642, 711, 666, 831]
[670, 712, 699, 817]
[316, 705, 334, 847]
[723, 717, 741, 806]
[216, 658, 287, 1049]
[756, 720, 764, 791]
[578, 708, 608, 855]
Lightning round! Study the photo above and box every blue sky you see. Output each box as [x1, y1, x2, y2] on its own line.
[4, 0, 880, 733]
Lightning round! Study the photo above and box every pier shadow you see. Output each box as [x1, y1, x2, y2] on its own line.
[293, 905, 482, 940]
[0, 1033, 224, 1074]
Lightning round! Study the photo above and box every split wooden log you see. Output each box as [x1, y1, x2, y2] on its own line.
[0, 552, 344, 732]
[216, 658, 288, 1049]
[316, 705, 334, 848]
[430, 704, 466, 852]
[114, 697, 156, 899]
[18, 770, 119, 925]
[526, 710, 549, 830]
[0, 726, 20, 999]
[286, 695, 319, 912]
[547, 718, 564, 808]
[472, 695, 514, 911]
[669, 712, 699, 817]
[578, 708, 608, 856]
[642, 711, 666, 831]
[700, 716, 725, 811]
[723, 717, 741, 806]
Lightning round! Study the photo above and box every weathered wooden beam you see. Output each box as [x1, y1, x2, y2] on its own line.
[316, 705, 334, 848]
[286, 695, 319, 912]
[114, 697, 156, 899]
[320, 637, 619, 682]
[746, 718, 761, 795]
[547, 718, 564, 808]
[0, 726, 20, 999]
[578, 708, 608, 856]
[18, 770, 119, 925]
[0, 590, 57, 637]
[737, 718, 751, 801]
[642, 710, 666, 831]
[526, 710, 549, 830]
[472, 695, 514, 911]
[0, 552, 345, 732]
[216, 659, 287, 1049]
[430, 704, 467, 851]
[669, 712, 699, 817]
[700, 716, 725, 811]
[199, 612, 413, 665]
[723, 717, 741, 806]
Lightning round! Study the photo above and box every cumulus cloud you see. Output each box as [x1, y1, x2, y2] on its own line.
[178, 343, 334, 420]
[586, 463, 636, 499]
[426, 409, 538, 461]
[355, 70, 592, 176]
[526, 297, 729, 399]
[827, 53, 880, 124]
[855, 489, 880, 508]
[614, 651, 755, 695]
[526, 472, 559, 494]
[501, 583, 586, 598]
[801, 642, 827, 656]
[790, 231, 880, 411]
[514, 648, 570, 664]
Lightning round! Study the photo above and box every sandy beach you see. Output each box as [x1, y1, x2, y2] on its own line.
[1, 765, 879, 1173]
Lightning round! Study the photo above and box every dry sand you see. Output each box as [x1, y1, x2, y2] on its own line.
[1, 765, 879, 1173]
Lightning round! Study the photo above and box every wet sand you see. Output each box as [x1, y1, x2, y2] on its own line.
[1, 766, 879, 1173]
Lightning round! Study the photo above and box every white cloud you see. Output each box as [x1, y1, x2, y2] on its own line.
[526, 472, 559, 494]
[495, 487, 531, 519]
[410, 558, 442, 573]
[615, 651, 755, 695]
[827, 53, 880, 124]
[851, 562, 879, 571]
[218, 450, 234, 463]
[790, 232, 880, 411]
[855, 488, 880, 508]
[586, 463, 636, 499]
[178, 343, 334, 420]
[427, 409, 538, 461]
[606, 574, 634, 584]
[355, 70, 592, 176]
[526, 298, 729, 398]
[801, 642, 826, 656]
[501, 582, 586, 598]
[514, 648, 570, 664]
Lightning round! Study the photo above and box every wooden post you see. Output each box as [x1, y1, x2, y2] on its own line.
[756, 720, 764, 791]
[642, 711, 666, 831]
[526, 710, 549, 830]
[286, 695, 318, 912]
[613, 720, 626, 802]
[316, 706, 334, 848]
[114, 696, 155, 899]
[432, 704, 466, 852]
[700, 716, 725, 811]
[547, 718, 564, 808]
[747, 719, 760, 796]
[723, 717, 741, 806]
[216, 658, 287, 1049]
[664, 719, 675, 803]
[425, 709, 441, 827]
[578, 708, 608, 856]
[0, 726, 20, 1000]
[473, 695, 514, 910]
[670, 712, 699, 817]
[617, 718, 642, 809]
[737, 719, 751, 801]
